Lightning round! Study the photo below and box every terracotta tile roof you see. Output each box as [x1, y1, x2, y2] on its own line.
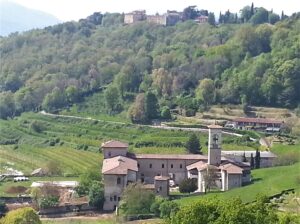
[132, 154, 208, 160]
[207, 124, 223, 129]
[233, 117, 283, 124]
[102, 156, 138, 175]
[101, 140, 128, 148]
[219, 163, 244, 174]
[154, 175, 170, 181]
[186, 161, 218, 171]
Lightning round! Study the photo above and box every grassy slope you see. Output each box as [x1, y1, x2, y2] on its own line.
[0, 111, 253, 175]
[177, 162, 300, 205]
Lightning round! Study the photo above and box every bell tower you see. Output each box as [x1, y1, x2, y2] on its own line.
[208, 125, 222, 166]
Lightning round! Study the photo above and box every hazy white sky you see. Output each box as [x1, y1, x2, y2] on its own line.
[3, 0, 300, 21]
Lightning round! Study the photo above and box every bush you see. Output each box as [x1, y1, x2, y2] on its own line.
[88, 181, 105, 209]
[0, 200, 7, 214]
[39, 196, 59, 209]
[1, 207, 41, 224]
[161, 106, 172, 119]
[159, 200, 179, 219]
[179, 178, 197, 194]
[29, 120, 45, 133]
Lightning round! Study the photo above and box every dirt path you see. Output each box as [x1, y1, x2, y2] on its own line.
[39, 111, 257, 142]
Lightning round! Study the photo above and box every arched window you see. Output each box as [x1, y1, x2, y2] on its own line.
[117, 177, 121, 184]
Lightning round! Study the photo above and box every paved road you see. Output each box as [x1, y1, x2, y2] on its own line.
[39, 111, 257, 142]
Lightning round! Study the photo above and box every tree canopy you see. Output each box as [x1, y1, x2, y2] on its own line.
[0, 8, 299, 120]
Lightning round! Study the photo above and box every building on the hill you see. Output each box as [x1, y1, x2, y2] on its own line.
[195, 15, 208, 23]
[101, 125, 251, 211]
[124, 10, 147, 24]
[227, 117, 283, 131]
[147, 11, 181, 26]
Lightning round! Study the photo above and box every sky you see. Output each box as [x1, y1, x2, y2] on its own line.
[2, 0, 300, 21]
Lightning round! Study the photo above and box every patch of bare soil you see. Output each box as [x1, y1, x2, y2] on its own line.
[5, 186, 27, 194]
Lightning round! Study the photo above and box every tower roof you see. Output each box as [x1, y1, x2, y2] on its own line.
[101, 140, 128, 148]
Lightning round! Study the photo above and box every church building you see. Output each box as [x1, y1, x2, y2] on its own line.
[101, 125, 251, 211]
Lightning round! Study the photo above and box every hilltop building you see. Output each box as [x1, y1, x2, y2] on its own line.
[124, 10, 147, 24]
[124, 10, 181, 26]
[101, 125, 251, 211]
[147, 11, 181, 26]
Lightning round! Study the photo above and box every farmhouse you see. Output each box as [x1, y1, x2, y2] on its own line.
[101, 126, 252, 211]
[228, 117, 283, 131]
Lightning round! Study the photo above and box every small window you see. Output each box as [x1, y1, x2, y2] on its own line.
[150, 164, 152, 168]
[159, 186, 162, 191]
[162, 164, 165, 168]
[110, 197, 113, 201]
[108, 152, 111, 157]
[114, 195, 117, 201]
[180, 164, 183, 169]
[171, 164, 173, 168]
[117, 177, 121, 184]
[118, 197, 121, 201]
[138, 163, 140, 168]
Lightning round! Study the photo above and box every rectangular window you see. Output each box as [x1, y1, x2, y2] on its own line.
[118, 197, 121, 201]
[171, 164, 173, 168]
[180, 164, 183, 169]
[162, 164, 165, 168]
[150, 164, 152, 168]
[114, 195, 117, 201]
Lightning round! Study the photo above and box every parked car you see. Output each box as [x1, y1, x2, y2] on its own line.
[13, 176, 29, 182]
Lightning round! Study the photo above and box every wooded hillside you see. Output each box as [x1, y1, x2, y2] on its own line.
[0, 7, 299, 121]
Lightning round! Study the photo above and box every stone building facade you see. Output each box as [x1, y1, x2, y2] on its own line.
[101, 126, 252, 211]
[124, 10, 147, 24]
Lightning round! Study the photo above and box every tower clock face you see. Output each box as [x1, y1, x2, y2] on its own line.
[212, 134, 219, 145]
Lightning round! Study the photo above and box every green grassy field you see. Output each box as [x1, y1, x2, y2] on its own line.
[0, 112, 253, 176]
[177, 162, 300, 205]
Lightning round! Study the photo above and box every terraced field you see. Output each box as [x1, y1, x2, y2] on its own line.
[0, 112, 253, 176]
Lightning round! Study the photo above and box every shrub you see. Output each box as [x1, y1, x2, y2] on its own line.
[1, 207, 41, 224]
[159, 200, 179, 219]
[88, 181, 104, 209]
[29, 120, 45, 133]
[161, 106, 172, 119]
[39, 196, 59, 209]
[179, 178, 197, 194]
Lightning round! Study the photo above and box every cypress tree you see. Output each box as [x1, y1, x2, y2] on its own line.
[250, 153, 254, 169]
[186, 133, 201, 154]
[255, 149, 260, 169]
[242, 151, 247, 162]
[251, 2, 254, 16]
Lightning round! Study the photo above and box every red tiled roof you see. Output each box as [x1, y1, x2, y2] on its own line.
[219, 163, 244, 174]
[102, 156, 138, 175]
[187, 161, 218, 171]
[101, 140, 128, 148]
[233, 117, 282, 124]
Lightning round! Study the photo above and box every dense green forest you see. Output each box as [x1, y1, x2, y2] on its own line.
[0, 5, 299, 121]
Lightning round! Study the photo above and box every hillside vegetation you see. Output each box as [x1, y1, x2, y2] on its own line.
[0, 7, 299, 122]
